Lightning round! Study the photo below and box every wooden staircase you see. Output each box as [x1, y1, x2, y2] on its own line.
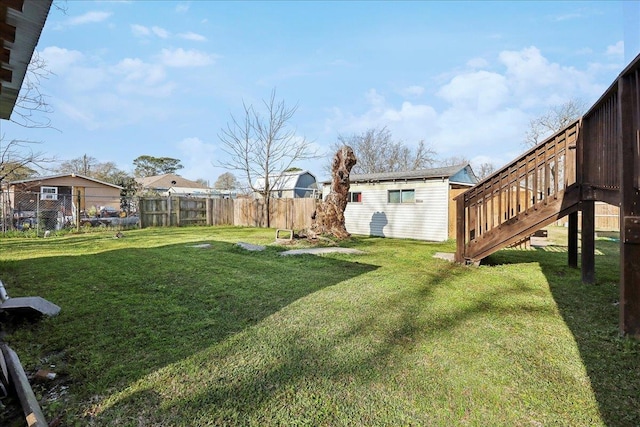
[455, 120, 580, 263]
[454, 53, 640, 337]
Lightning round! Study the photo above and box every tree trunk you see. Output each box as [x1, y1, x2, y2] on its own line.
[308, 146, 357, 239]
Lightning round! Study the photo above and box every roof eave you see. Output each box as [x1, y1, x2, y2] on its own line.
[0, 0, 53, 120]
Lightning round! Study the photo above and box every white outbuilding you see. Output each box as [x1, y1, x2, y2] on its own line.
[322, 164, 477, 241]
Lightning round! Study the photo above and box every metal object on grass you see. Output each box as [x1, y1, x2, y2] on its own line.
[0, 343, 48, 427]
[0, 280, 60, 317]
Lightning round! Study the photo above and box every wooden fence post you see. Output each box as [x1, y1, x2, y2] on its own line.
[206, 198, 213, 225]
[76, 190, 81, 231]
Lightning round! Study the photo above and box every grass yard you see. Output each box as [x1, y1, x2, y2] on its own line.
[0, 226, 638, 426]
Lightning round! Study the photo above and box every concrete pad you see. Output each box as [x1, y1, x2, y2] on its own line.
[237, 242, 266, 251]
[433, 252, 455, 262]
[280, 247, 365, 256]
[530, 236, 549, 247]
[190, 244, 212, 249]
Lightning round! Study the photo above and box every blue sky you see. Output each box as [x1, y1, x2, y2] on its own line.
[3, 1, 636, 185]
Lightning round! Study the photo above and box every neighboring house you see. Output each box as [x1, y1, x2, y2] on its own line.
[136, 174, 208, 195]
[4, 174, 123, 229]
[253, 170, 319, 198]
[322, 164, 477, 242]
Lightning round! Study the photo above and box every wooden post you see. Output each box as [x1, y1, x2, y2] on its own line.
[138, 198, 145, 228]
[581, 200, 595, 284]
[455, 195, 465, 263]
[206, 198, 213, 225]
[76, 189, 81, 231]
[175, 196, 181, 226]
[618, 72, 640, 336]
[166, 195, 172, 226]
[568, 210, 578, 268]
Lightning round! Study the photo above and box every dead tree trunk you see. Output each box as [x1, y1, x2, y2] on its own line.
[309, 146, 357, 239]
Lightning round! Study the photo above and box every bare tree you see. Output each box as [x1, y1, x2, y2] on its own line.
[475, 162, 496, 180]
[0, 138, 47, 184]
[438, 155, 470, 167]
[55, 154, 129, 184]
[10, 51, 55, 130]
[218, 89, 317, 227]
[332, 127, 436, 175]
[56, 154, 98, 176]
[523, 99, 587, 148]
[1, 51, 59, 186]
[214, 172, 240, 190]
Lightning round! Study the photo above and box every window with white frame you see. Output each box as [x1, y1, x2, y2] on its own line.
[41, 186, 58, 201]
[388, 189, 415, 204]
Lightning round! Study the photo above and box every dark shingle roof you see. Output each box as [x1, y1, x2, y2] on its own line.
[324, 164, 471, 184]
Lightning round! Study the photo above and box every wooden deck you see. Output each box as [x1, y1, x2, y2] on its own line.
[455, 53, 640, 336]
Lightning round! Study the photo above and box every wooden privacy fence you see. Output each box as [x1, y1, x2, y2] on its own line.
[554, 201, 620, 231]
[233, 198, 318, 229]
[138, 196, 318, 230]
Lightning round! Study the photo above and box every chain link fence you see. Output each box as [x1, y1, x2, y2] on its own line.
[1, 190, 139, 235]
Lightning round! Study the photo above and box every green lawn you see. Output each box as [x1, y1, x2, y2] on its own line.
[0, 226, 638, 426]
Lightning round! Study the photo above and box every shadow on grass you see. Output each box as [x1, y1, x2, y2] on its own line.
[92, 259, 562, 425]
[0, 239, 379, 410]
[485, 240, 640, 427]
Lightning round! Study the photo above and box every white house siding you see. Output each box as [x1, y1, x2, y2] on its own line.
[331, 179, 450, 241]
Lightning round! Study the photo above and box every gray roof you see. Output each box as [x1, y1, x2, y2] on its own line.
[137, 174, 208, 190]
[9, 173, 123, 189]
[254, 170, 316, 191]
[324, 164, 473, 184]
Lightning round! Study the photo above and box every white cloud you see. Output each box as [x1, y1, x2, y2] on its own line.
[498, 46, 600, 108]
[326, 46, 612, 168]
[159, 48, 217, 67]
[66, 11, 112, 26]
[112, 58, 165, 84]
[177, 137, 218, 182]
[466, 57, 489, 69]
[131, 24, 170, 39]
[111, 58, 174, 97]
[58, 101, 97, 129]
[576, 47, 594, 55]
[152, 26, 170, 39]
[606, 40, 624, 56]
[131, 24, 151, 37]
[325, 90, 437, 144]
[39, 46, 83, 73]
[437, 70, 508, 113]
[176, 2, 190, 13]
[178, 32, 207, 42]
[552, 12, 583, 22]
[400, 85, 425, 98]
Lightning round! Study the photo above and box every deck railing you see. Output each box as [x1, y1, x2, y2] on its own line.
[454, 52, 640, 335]
[456, 120, 579, 262]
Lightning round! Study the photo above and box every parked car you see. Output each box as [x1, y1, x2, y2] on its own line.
[99, 207, 122, 218]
